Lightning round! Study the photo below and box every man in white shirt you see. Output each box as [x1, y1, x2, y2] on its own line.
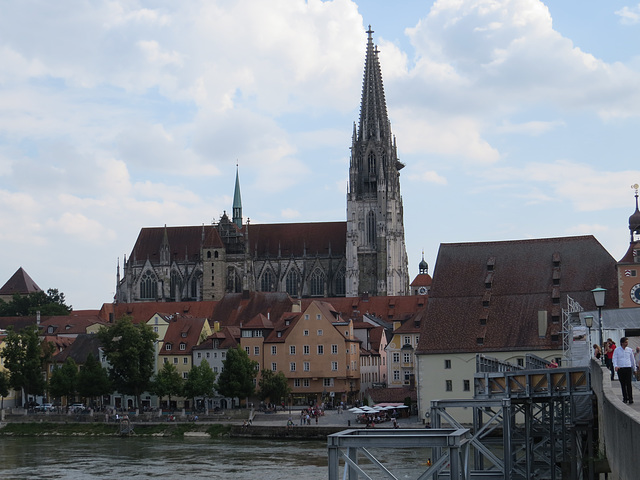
[613, 337, 637, 404]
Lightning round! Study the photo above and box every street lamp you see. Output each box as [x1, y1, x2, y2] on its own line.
[591, 286, 606, 364]
[584, 315, 593, 357]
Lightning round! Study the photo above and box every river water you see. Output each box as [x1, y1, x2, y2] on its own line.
[0, 436, 430, 479]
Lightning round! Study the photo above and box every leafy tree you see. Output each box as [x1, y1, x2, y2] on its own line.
[0, 371, 10, 409]
[0, 289, 72, 317]
[48, 358, 78, 405]
[77, 353, 111, 406]
[215, 347, 257, 406]
[258, 369, 291, 404]
[2, 325, 47, 404]
[97, 316, 157, 409]
[184, 361, 217, 410]
[150, 362, 183, 410]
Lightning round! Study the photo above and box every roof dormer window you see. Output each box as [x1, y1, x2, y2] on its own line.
[180, 343, 186, 351]
[166, 343, 172, 351]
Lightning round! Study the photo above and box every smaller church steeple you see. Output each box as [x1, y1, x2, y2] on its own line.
[233, 164, 243, 229]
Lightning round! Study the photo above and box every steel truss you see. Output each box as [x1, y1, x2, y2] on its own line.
[327, 428, 471, 480]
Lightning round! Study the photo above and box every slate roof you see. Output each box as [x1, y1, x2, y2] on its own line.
[416, 236, 618, 355]
[0, 267, 42, 296]
[52, 334, 102, 364]
[248, 222, 346, 257]
[128, 225, 224, 266]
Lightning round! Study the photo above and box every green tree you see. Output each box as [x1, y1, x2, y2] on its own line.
[0, 288, 71, 317]
[48, 358, 78, 405]
[2, 325, 47, 405]
[215, 347, 257, 406]
[184, 361, 217, 410]
[77, 353, 111, 406]
[0, 371, 10, 409]
[150, 362, 183, 410]
[97, 316, 157, 409]
[258, 369, 291, 404]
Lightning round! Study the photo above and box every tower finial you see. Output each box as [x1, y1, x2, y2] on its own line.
[633, 183, 639, 210]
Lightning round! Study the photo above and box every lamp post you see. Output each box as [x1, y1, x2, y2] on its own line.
[584, 315, 593, 358]
[591, 286, 606, 365]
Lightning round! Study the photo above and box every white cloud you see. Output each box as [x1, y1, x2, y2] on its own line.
[616, 5, 640, 25]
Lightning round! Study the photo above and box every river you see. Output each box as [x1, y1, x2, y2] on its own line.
[0, 436, 430, 479]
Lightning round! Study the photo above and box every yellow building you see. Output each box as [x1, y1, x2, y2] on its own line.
[239, 300, 361, 406]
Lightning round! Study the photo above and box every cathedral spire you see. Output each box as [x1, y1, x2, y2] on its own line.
[232, 164, 243, 229]
[358, 26, 390, 144]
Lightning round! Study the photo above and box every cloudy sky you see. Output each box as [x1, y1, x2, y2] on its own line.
[2, 0, 640, 309]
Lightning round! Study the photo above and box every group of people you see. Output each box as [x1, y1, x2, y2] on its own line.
[594, 337, 640, 405]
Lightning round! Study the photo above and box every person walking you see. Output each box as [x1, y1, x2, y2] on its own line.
[605, 339, 616, 380]
[613, 337, 636, 404]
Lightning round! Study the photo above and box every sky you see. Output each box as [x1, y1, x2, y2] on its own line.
[2, 0, 640, 310]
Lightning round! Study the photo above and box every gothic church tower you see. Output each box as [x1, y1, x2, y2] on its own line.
[346, 27, 409, 297]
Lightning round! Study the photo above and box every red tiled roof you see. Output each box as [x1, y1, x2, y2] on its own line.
[302, 295, 427, 323]
[416, 236, 618, 355]
[159, 316, 207, 355]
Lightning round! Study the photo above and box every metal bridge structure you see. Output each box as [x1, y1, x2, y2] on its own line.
[327, 354, 595, 479]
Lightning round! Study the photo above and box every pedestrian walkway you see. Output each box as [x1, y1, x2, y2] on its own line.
[249, 408, 421, 429]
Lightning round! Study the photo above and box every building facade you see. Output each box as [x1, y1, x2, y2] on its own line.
[115, 27, 409, 304]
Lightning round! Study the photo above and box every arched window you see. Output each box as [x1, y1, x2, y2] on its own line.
[261, 269, 274, 292]
[335, 269, 346, 296]
[191, 276, 199, 300]
[368, 152, 376, 175]
[366, 211, 376, 247]
[286, 269, 300, 297]
[140, 270, 157, 299]
[310, 269, 325, 297]
[170, 271, 182, 300]
[227, 268, 241, 293]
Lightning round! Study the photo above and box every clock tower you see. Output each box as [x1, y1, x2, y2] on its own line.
[617, 184, 640, 307]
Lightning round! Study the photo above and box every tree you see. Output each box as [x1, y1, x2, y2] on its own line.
[184, 361, 217, 410]
[97, 316, 157, 409]
[150, 362, 183, 410]
[2, 325, 47, 404]
[0, 288, 72, 317]
[0, 371, 10, 409]
[258, 369, 291, 404]
[77, 353, 111, 406]
[48, 358, 78, 405]
[215, 347, 257, 406]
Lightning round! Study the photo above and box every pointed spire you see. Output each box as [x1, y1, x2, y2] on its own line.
[232, 163, 243, 229]
[358, 26, 390, 144]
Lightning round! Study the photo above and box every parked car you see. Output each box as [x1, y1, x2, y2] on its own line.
[69, 403, 86, 413]
[36, 403, 54, 412]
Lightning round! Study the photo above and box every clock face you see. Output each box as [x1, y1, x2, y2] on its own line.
[631, 283, 640, 304]
[418, 286, 427, 295]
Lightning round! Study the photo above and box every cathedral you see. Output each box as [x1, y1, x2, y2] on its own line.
[115, 28, 410, 303]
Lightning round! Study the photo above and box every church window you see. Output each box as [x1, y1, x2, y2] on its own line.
[310, 269, 325, 296]
[214, 251, 219, 258]
[382, 151, 387, 172]
[227, 268, 241, 293]
[368, 152, 376, 175]
[286, 269, 300, 297]
[335, 269, 346, 296]
[207, 251, 211, 259]
[140, 270, 157, 299]
[170, 271, 182, 300]
[366, 211, 376, 247]
[261, 269, 274, 292]
[190, 276, 199, 300]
